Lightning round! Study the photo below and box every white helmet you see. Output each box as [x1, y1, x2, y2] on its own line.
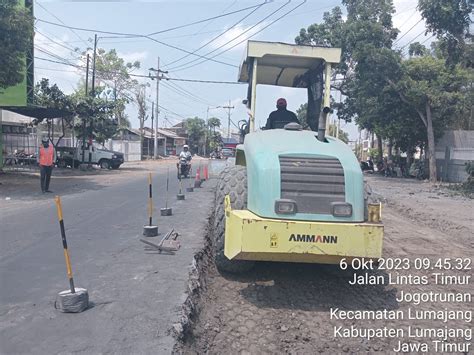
[183, 145, 189, 149]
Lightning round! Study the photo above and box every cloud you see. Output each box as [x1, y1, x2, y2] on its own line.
[118, 50, 148, 64]
[34, 30, 84, 93]
[204, 22, 268, 52]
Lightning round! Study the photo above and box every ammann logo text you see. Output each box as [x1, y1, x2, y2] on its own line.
[288, 234, 338, 244]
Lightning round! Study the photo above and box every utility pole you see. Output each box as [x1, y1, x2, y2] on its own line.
[88, 34, 98, 167]
[149, 57, 167, 159]
[82, 54, 89, 165]
[222, 100, 234, 139]
[151, 101, 154, 157]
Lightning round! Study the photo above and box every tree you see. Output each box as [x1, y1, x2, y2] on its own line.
[87, 48, 140, 128]
[207, 117, 221, 131]
[295, 0, 399, 127]
[33, 79, 75, 146]
[408, 42, 430, 57]
[0, 0, 33, 89]
[34, 78, 119, 144]
[328, 123, 349, 143]
[388, 56, 470, 181]
[185, 117, 206, 154]
[206, 117, 221, 155]
[134, 84, 149, 153]
[72, 94, 118, 144]
[418, 0, 472, 66]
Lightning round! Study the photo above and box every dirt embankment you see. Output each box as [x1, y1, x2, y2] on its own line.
[176, 176, 473, 354]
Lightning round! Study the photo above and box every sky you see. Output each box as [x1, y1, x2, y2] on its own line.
[33, 0, 434, 140]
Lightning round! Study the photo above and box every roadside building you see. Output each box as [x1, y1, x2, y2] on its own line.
[222, 137, 239, 150]
[435, 130, 474, 182]
[108, 127, 186, 160]
[166, 121, 188, 141]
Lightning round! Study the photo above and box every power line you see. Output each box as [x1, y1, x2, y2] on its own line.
[170, 0, 306, 72]
[165, 0, 268, 67]
[420, 34, 436, 45]
[165, 81, 214, 106]
[168, 0, 292, 71]
[393, 5, 417, 18]
[35, 0, 90, 47]
[399, 29, 428, 50]
[34, 56, 245, 86]
[147, 2, 270, 36]
[393, 18, 423, 45]
[161, 81, 212, 107]
[35, 3, 268, 38]
[36, 18, 239, 67]
[34, 45, 82, 66]
[144, 36, 238, 68]
[167, 77, 244, 85]
[35, 28, 80, 54]
[395, 9, 418, 30]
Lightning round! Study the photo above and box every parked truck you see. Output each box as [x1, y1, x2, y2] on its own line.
[56, 142, 124, 169]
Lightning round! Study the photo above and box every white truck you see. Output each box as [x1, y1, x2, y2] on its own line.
[56, 142, 124, 169]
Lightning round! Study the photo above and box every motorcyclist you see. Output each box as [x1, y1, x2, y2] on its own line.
[177, 145, 192, 178]
[179, 145, 192, 162]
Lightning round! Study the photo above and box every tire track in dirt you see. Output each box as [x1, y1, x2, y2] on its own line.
[176, 198, 472, 354]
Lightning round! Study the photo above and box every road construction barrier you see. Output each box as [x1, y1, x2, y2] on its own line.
[54, 196, 89, 313]
[203, 163, 209, 180]
[194, 167, 202, 188]
[177, 179, 185, 200]
[143, 173, 158, 237]
[186, 167, 194, 192]
[161, 167, 172, 216]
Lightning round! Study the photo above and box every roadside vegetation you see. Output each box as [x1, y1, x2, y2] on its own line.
[295, 0, 473, 183]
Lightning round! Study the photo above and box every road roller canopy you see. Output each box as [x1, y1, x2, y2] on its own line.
[238, 40, 341, 88]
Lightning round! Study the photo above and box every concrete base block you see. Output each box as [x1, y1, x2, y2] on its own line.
[160, 208, 172, 216]
[177, 193, 185, 200]
[56, 288, 89, 313]
[143, 225, 159, 237]
[186, 187, 194, 192]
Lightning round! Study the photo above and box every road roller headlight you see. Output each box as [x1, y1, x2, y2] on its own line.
[331, 202, 353, 217]
[275, 199, 297, 214]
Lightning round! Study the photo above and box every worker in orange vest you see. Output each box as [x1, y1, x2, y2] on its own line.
[38, 137, 56, 193]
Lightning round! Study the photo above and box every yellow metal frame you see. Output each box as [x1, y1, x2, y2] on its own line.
[224, 196, 383, 264]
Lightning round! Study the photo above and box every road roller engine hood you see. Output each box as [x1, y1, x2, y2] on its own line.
[242, 129, 365, 223]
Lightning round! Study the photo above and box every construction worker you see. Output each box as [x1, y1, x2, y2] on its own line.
[264, 98, 300, 129]
[38, 137, 55, 193]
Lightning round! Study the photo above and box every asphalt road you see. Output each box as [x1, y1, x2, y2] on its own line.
[0, 160, 217, 355]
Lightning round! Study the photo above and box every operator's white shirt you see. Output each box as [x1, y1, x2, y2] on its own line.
[179, 151, 191, 160]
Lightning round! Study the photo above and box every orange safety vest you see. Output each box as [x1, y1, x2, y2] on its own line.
[39, 146, 54, 166]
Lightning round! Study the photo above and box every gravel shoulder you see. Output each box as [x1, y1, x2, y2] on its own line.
[177, 175, 473, 354]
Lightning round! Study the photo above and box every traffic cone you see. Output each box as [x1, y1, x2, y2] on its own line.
[203, 164, 209, 181]
[194, 168, 202, 188]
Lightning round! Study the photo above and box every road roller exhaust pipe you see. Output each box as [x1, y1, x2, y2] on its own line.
[317, 106, 331, 142]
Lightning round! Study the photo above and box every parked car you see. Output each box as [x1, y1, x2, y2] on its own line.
[221, 148, 235, 159]
[56, 142, 124, 169]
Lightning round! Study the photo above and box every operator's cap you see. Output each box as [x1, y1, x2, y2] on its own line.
[183, 144, 189, 149]
[41, 136, 49, 143]
[276, 98, 287, 107]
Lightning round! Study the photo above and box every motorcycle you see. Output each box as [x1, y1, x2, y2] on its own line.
[409, 161, 426, 180]
[177, 156, 192, 179]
